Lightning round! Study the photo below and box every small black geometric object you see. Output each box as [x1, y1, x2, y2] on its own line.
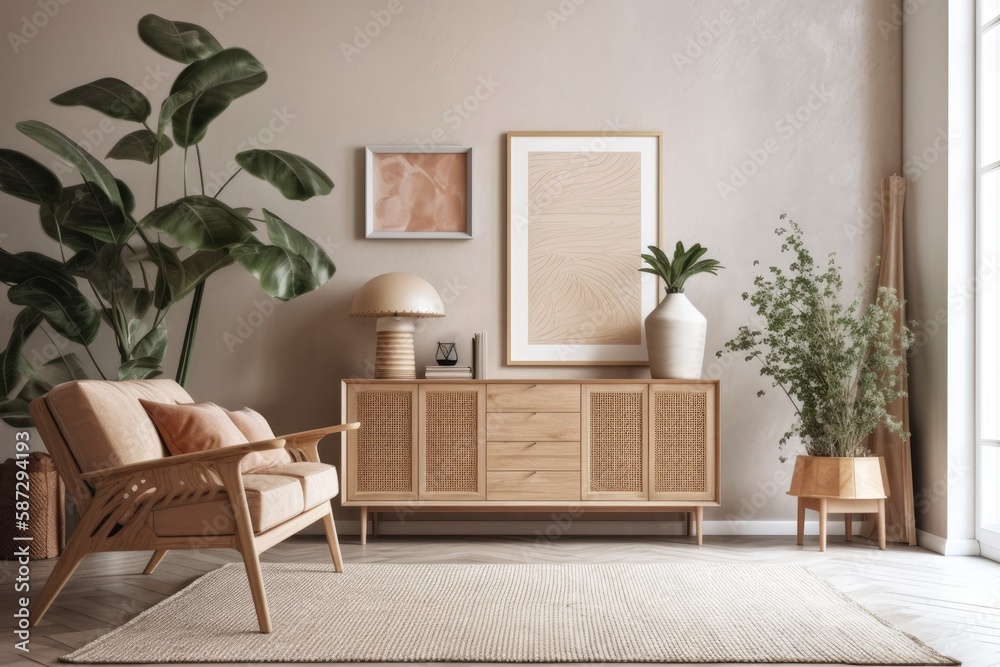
[436, 342, 458, 366]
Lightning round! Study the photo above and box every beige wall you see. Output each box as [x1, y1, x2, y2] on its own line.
[0, 0, 903, 532]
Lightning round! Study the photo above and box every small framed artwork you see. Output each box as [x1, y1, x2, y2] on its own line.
[507, 131, 662, 366]
[365, 145, 473, 239]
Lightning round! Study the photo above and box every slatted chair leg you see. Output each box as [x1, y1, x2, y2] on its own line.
[322, 507, 345, 573]
[218, 462, 272, 633]
[143, 549, 169, 574]
[30, 549, 87, 626]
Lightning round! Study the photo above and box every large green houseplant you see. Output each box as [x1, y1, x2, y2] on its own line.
[0, 15, 336, 426]
[720, 216, 913, 463]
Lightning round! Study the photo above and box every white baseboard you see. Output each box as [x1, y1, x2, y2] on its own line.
[980, 543, 1000, 562]
[313, 518, 865, 538]
[916, 529, 981, 556]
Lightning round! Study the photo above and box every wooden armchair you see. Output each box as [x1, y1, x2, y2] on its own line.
[28, 379, 359, 633]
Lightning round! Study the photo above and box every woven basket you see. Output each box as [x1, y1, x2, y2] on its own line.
[0, 452, 65, 560]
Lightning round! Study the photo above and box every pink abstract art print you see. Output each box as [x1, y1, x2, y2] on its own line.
[370, 151, 469, 236]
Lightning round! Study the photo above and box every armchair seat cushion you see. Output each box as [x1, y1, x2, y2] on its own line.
[148, 462, 339, 537]
[266, 462, 339, 510]
[150, 473, 305, 537]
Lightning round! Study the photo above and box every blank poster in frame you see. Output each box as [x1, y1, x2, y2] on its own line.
[507, 131, 663, 366]
[365, 145, 473, 239]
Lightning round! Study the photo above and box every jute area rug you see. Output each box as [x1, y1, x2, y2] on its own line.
[62, 563, 957, 664]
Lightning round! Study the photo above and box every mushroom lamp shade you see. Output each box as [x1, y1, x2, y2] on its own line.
[350, 273, 445, 379]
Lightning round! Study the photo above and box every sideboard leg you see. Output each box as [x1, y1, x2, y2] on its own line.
[845, 513, 853, 543]
[695, 506, 703, 545]
[685, 511, 691, 536]
[359, 506, 368, 545]
[818, 498, 828, 552]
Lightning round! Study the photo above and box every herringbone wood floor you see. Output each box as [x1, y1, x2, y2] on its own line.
[1, 533, 998, 666]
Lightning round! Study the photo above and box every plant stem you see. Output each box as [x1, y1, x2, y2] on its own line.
[142, 122, 160, 209]
[183, 147, 188, 197]
[196, 144, 205, 195]
[175, 281, 205, 387]
[214, 167, 242, 199]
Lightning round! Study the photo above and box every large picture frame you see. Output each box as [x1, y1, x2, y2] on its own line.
[365, 145, 473, 239]
[507, 131, 662, 366]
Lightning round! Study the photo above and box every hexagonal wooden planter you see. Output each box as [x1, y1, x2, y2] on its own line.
[787, 455, 890, 551]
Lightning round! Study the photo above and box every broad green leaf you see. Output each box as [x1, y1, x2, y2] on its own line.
[51, 78, 151, 122]
[41, 354, 87, 385]
[178, 248, 232, 297]
[166, 48, 268, 148]
[17, 379, 48, 403]
[132, 288, 153, 319]
[16, 120, 124, 209]
[0, 398, 32, 427]
[0, 149, 61, 204]
[132, 323, 167, 361]
[40, 203, 104, 254]
[138, 14, 223, 64]
[0, 249, 74, 286]
[230, 241, 318, 301]
[106, 129, 173, 164]
[148, 243, 184, 308]
[236, 150, 333, 201]
[53, 182, 135, 244]
[125, 319, 147, 354]
[263, 209, 334, 284]
[0, 310, 39, 395]
[141, 195, 255, 250]
[8, 276, 101, 345]
[117, 357, 163, 380]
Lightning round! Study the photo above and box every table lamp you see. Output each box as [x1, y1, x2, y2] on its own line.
[350, 273, 445, 379]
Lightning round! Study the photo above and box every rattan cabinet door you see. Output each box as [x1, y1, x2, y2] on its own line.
[419, 384, 487, 500]
[346, 384, 419, 501]
[648, 383, 718, 502]
[581, 384, 648, 501]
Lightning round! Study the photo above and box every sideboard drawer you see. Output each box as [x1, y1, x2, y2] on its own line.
[487, 412, 581, 441]
[487, 470, 581, 500]
[486, 384, 581, 413]
[487, 441, 581, 471]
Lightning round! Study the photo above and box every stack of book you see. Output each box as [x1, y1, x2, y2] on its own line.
[472, 330, 487, 379]
[425, 365, 473, 379]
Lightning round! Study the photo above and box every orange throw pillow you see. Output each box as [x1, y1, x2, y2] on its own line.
[140, 400, 282, 473]
[222, 406, 291, 470]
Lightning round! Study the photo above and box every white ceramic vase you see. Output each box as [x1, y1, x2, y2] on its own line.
[644, 293, 707, 379]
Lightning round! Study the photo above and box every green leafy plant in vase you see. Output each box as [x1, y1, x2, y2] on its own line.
[719, 216, 913, 512]
[0, 15, 337, 426]
[639, 242, 723, 379]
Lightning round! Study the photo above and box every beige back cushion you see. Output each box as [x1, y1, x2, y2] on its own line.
[45, 380, 194, 473]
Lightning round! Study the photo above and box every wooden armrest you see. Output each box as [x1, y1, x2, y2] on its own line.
[80, 438, 287, 483]
[277, 422, 360, 444]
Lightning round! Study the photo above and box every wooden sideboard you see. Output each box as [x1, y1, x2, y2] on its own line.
[340, 379, 720, 544]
